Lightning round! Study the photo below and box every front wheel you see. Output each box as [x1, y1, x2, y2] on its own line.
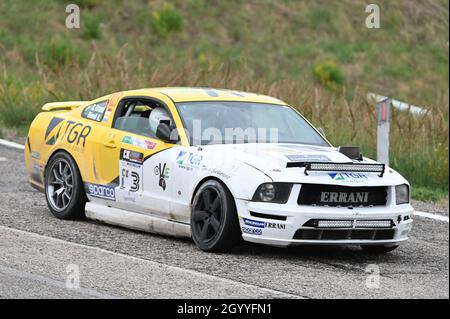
[191, 180, 241, 252]
[44, 152, 86, 219]
[361, 245, 399, 254]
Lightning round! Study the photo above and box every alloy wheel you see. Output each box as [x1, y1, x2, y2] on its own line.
[192, 187, 223, 242]
[46, 159, 73, 212]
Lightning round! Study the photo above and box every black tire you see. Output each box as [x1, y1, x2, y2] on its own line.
[44, 152, 86, 219]
[191, 180, 241, 252]
[361, 245, 399, 254]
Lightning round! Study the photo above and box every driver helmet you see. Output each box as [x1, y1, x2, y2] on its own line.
[149, 106, 171, 135]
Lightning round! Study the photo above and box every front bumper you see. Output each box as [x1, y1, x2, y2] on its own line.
[236, 184, 414, 247]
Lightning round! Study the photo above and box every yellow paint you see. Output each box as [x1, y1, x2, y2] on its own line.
[25, 87, 298, 189]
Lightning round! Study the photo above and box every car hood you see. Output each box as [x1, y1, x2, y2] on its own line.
[200, 143, 408, 186]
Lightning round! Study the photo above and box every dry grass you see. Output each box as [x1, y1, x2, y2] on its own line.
[0, 51, 448, 194]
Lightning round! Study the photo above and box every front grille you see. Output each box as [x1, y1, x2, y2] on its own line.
[293, 229, 395, 241]
[298, 184, 387, 207]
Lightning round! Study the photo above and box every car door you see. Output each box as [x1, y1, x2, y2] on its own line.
[93, 95, 181, 219]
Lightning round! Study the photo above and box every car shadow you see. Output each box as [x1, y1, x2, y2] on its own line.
[229, 240, 405, 263]
[82, 218, 404, 263]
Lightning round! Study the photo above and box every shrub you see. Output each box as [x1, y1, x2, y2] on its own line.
[39, 37, 85, 69]
[83, 13, 101, 39]
[74, 0, 101, 9]
[151, 3, 183, 37]
[0, 78, 46, 128]
[312, 59, 345, 91]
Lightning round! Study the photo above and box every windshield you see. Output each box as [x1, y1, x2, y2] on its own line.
[176, 101, 329, 146]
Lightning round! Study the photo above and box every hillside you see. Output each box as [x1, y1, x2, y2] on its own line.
[0, 0, 448, 200]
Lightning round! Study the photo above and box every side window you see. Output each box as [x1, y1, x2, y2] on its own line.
[82, 101, 107, 122]
[112, 99, 174, 140]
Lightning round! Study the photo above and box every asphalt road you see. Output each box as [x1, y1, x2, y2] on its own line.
[0, 144, 448, 299]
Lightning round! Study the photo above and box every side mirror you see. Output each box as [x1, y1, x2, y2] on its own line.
[317, 127, 326, 138]
[156, 123, 178, 144]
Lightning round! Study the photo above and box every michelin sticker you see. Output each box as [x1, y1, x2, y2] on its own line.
[243, 218, 286, 230]
[243, 218, 265, 228]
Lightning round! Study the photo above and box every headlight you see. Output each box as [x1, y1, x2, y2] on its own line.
[252, 183, 292, 203]
[395, 184, 410, 205]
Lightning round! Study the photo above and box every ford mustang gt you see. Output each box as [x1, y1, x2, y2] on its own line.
[25, 87, 413, 252]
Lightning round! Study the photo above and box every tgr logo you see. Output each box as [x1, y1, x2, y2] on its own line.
[176, 151, 203, 167]
[328, 173, 368, 181]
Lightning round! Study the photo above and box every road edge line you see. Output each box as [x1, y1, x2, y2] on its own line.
[0, 138, 25, 150]
[414, 211, 449, 223]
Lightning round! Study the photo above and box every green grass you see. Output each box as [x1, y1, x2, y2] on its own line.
[412, 187, 448, 204]
[0, 0, 448, 203]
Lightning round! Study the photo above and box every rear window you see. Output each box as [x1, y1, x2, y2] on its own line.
[82, 101, 107, 122]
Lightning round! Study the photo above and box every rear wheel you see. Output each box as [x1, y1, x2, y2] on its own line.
[45, 152, 86, 219]
[191, 180, 241, 252]
[361, 245, 399, 254]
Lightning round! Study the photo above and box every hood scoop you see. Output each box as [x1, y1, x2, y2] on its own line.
[338, 145, 363, 161]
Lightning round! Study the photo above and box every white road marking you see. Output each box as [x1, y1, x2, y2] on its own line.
[0, 139, 25, 150]
[0, 225, 301, 299]
[0, 157, 6, 161]
[0, 139, 448, 224]
[0, 264, 118, 299]
[414, 211, 449, 223]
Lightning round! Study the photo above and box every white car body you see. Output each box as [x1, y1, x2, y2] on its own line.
[85, 141, 414, 248]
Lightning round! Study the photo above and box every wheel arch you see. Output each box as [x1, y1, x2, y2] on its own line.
[45, 148, 85, 184]
[190, 176, 236, 206]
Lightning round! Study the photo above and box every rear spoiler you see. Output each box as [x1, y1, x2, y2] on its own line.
[41, 101, 87, 112]
[286, 161, 386, 177]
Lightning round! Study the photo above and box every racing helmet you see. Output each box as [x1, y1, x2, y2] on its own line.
[149, 106, 171, 136]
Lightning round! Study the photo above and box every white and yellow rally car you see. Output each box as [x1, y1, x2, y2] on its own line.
[25, 87, 414, 253]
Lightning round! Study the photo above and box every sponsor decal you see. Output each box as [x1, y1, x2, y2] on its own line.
[122, 136, 156, 150]
[241, 227, 262, 235]
[123, 195, 137, 203]
[85, 183, 116, 200]
[265, 222, 286, 230]
[106, 92, 123, 108]
[243, 218, 286, 230]
[120, 149, 144, 193]
[83, 101, 107, 122]
[243, 218, 265, 228]
[102, 106, 114, 123]
[154, 163, 170, 191]
[121, 168, 140, 192]
[176, 151, 203, 169]
[45, 117, 64, 140]
[285, 154, 331, 162]
[31, 151, 41, 160]
[102, 107, 113, 122]
[121, 149, 144, 164]
[46, 120, 92, 147]
[201, 167, 231, 179]
[328, 172, 368, 181]
[320, 191, 369, 204]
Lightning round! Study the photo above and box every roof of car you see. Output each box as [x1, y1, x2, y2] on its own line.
[117, 87, 288, 105]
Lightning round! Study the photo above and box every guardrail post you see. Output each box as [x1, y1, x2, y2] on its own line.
[376, 97, 390, 166]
